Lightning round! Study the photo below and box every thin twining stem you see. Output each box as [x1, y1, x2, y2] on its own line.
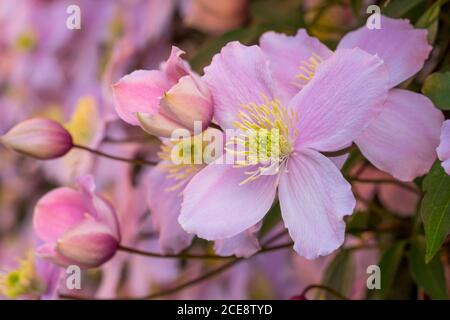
[300, 284, 349, 300]
[117, 245, 232, 260]
[59, 242, 294, 300]
[346, 176, 421, 195]
[321, 144, 356, 158]
[73, 144, 157, 166]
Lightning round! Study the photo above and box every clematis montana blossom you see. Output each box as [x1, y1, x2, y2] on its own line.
[33, 175, 120, 269]
[113, 46, 213, 137]
[437, 120, 450, 175]
[147, 130, 261, 257]
[179, 41, 390, 259]
[259, 15, 444, 181]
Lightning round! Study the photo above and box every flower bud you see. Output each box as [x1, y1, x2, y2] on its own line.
[113, 46, 213, 138]
[160, 74, 213, 133]
[0, 118, 73, 159]
[33, 175, 120, 269]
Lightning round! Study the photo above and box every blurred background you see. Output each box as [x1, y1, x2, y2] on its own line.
[0, 0, 449, 300]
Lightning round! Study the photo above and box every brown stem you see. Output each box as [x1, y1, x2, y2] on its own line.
[321, 144, 356, 158]
[347, 176, 421, 195]
[59, 242, 294, 300]
[117, 245, 232, 260]
[73, 144, 157, 166]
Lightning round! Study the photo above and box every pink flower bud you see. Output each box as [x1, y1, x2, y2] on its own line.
[33, 175, 121, 269]
[113, 47, 213, 137]
[159, 74, 213, 133]
[0, 118, 73, 160]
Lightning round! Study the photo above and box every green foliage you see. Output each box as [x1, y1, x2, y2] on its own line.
[409, 236, 448, 299]
[383, 0, 426, 18]
[371, 242, 406, 299]
[422, 72, 450, 109]
[320, 249, 355, 300]
[420, 162, 450, 262]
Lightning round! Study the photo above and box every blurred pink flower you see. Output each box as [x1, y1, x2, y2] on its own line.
[260, 16, 443, 182]
[179, 42, 389, 259]
[437, 120, 450, 175]
[33, 175, 120, 269]
[352, 165, 419, 216]
[113, 46, 213, 137]
[181, 0, 248, 34]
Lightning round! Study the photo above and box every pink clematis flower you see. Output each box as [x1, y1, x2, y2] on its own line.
[259, 15, 444, 181]
[179, 41, 389, 259]
[437, 120, 450, 175]
[147, 130, 261, 257]
[33, 175, 121, 269]
[113, 46, 213, 137]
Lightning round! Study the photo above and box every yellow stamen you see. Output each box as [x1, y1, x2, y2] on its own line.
[0, 252, 44, 299]
[157, 134, 207, 193]
[227, 95, 298, 185]
[294, 52, 323, 88]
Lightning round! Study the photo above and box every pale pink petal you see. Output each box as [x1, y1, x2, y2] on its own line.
[33, 188, 89, 243]
[160, 46, 191, 83]
[179, 162, 278, 240]
[160, 74, 213, 131]
[279, 150, 355, 259]
[112, 70, 170, 125]
[78, 175, 121, 239]
[356, 89, 444, 181]
[437, 120, 450, 175]
[292, 48, 389, 152]
[338, 15, 432, 87]
[214, 225, 261, 258]
[260, 29, 332, 100]
[147, 164, 193, 254]
[137, 112, 185, 137]
[56, 219, 119, 269]
[35, 242, 78, 267]
[203, 41, 278, 129]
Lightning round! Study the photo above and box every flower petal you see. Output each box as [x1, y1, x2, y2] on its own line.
[292, 48, 389, 152]
[214, 225, 261, 258]
[356, 89, 444, 181]
[338, 15, 431, 87]
[160, 46, 191, 83]
[56, 219, 119, 269]
[179, 162, 278, 240]
[259, 29, 332, 100]
[437, 120, 450, 175]
[112, 70, 170, 125]
[147, 164, 193, 254]
[33, 188, 89, 243]
[203, 41, 278, 129]
[278, 150, 355, 259]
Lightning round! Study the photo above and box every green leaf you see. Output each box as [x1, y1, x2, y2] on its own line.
[373, 241, 406, 299]
[383, 0, 426, 18]
[422, 72, 450, 110]
[250, 0, 304, 29]
[409, 236, 448, 299]
[415, 0, 445, 44]
[259, 202, 281, 237]
[320, 249, 355, 300]
[346, 211, 369, 235]
[420, 162, 450, 262]
[350, 0, 362, 17]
